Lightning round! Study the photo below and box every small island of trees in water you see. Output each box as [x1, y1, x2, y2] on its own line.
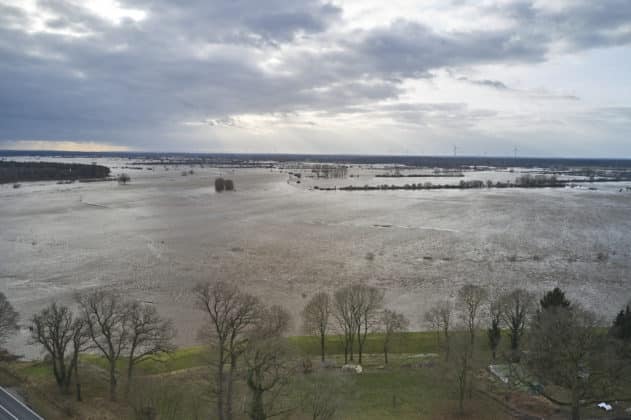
[0, 161, 110, 184]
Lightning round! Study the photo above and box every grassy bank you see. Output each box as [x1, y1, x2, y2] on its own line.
[0, 330, 600, 419]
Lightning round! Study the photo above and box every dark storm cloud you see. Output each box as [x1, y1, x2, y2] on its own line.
[532, 0, 631, 50]
[353, 20, 547, 78]
[0, 0, 630, 149]
[123, 0, 342, 46]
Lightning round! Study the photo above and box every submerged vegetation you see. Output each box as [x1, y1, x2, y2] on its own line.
[215, 177, 235, 192]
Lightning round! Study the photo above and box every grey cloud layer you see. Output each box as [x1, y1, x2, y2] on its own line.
[0, 0, 630, 149]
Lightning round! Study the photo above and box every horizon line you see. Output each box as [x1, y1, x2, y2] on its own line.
[1, 149, 631, 161]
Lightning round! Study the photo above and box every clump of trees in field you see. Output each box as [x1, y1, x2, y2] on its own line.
[524, 286, 631, 420]
[302, 292, 331, 362]
[194, 281, 296, 420]
[188, 280, 631, 420]
[30, 303, 88, 399]
[440, 283, 631, 420]
[381, 309, 408, 364]
[333, 284, 384, 364]
[215, 177, 235, 192]
[117, 173, 131, 185]
[0, 161, 110, 183]
[311, 164, 348, 178]
[28, 289, 175, 403]
[424, 300, 452, 360]
[515, 174, 560, 187]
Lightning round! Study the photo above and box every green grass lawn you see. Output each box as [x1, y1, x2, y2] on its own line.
[0, 331, 544, 419]
[75, 331, 449, 376]
[289, 331, 442, 357]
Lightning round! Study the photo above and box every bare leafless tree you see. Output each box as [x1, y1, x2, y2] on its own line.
[425, 301, 453, 360]
[193, 281, 260, 420]
[498, 288, 536, 355]
[353, 285, 384, 365]
[457, 284, 488, 346]
[437, 301, 453, 360]
[381, 309, 409, 365]
[76, 289, 130, 401]
[424, 307, 442, 348]
[302, 292, 331, 362]
[451, 336, 472, 416]
[30, 303, 86, 395]
[487, 299, 502, 362]
[333, 284, 383, 365]
[244, 305, 292, 420]
[333, 287, 355, 364]
[0, 292, 19, 350]
[126, 301, 176, 391]
[71, 317, 89, 402]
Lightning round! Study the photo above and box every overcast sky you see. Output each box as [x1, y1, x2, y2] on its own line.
[1, 0, 630, 156]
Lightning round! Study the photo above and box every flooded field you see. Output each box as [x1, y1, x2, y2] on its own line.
[2, 156, 631, 356]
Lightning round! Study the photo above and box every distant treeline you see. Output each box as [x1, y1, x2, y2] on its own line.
[4, 150, 631, 169]
[312, 175, 612, 191]
[375, 173, 464, 178]
[0, 161, 110, 183]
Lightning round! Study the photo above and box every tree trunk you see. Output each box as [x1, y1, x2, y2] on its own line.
[64, 355, 76, 396]
[216, 348, 225, 420]
[320, 333, 325, 362]
[74, 359, 82, 402]
[357, 325, 363, 365]
[509, 321, 521, 351]
[62, 365, 72, 395]
[571, 389, 581, 420]
[126, 356, 134, 396]
[226, 355, 237, 420]
[458, 374, 466, 415]
[459, 366, 467, 414]
[349, 333, 354, 362]
[109, 361, 117, 401]
[53, 359, 69, 394]
[444, 331, 450, 362]
[384, 345, 388, 365]
[249, 389, 265, 420]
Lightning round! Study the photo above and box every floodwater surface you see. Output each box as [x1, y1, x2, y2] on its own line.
[2, 158, 631, 356]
